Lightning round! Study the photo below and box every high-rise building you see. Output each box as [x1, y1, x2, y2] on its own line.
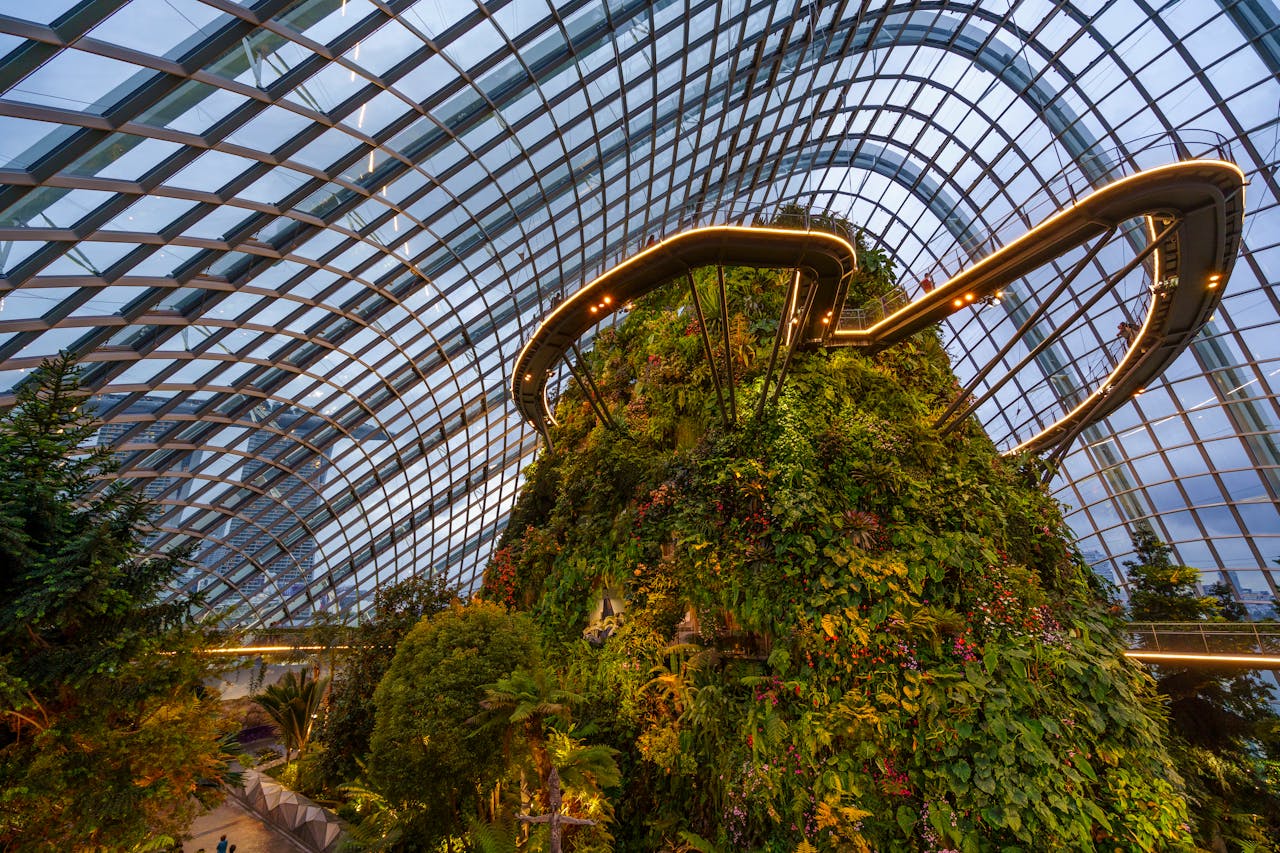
[0, 1, 1276, 626]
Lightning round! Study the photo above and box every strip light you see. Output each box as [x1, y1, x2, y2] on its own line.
[1125, 651, 1280, 666]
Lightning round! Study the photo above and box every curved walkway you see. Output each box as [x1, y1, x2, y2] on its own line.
[511, 160, 1244, 457]
[511, 225, 859, 432]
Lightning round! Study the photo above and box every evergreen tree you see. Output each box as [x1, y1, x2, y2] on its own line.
[0, 354, 233, 848]
[315, 573, 456, 788]
[1124, 527, 1280, 850]
[1124, 525, 1219, 622]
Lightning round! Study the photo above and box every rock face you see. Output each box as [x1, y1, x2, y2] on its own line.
[488, 256, 1191, 851]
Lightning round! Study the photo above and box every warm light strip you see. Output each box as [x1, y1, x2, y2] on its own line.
[1125, 651, 1280, 665]
[202, 645, 352, 655]
[512, 224, 858, 424]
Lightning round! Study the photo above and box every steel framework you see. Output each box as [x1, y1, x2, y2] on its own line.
[0, 1, 1277, 626]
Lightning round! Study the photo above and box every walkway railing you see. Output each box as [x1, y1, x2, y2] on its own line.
[911, 129, 1233, 290]
[547, 204, 848, 314]
[1126, 621, 1280, 666]
[212, 621, 1280, 668]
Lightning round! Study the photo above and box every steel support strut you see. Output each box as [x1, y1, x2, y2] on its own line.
[717, 265, 738, 425]
[937, 217, 1180, 436]
[686, 270, 731, 428]
[568, 343, 620, 432]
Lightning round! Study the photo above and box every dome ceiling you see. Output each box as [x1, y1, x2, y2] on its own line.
[0, 0, 1276, 625]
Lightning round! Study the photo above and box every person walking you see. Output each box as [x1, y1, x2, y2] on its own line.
[216, 836, 228, 853]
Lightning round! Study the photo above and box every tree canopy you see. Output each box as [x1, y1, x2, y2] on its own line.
[366, 600, 540, 847]
[1125, 527, 1280, 850]
[315, 572, 457, 788]
[0, 354, 232, 848]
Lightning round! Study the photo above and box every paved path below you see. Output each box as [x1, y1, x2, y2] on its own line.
[182, 795, 311, 853]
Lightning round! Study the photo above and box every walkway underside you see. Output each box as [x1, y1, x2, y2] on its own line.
[512, 160, 1245, 457]
[835, 159, 1246, 455]
[511, 225, 860, 433]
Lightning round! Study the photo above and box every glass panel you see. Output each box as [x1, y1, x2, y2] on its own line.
[8, 49, 150, 113]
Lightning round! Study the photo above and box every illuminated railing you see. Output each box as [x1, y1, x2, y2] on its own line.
[544, 204, 849, 314]
[915, 130, 1233, 288]
[1125, 621, 1280, 665]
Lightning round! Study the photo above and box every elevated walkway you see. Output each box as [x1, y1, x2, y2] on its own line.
[207, 622, 1280, 669]
[1125, 621, 1280, 667]
[839, 159, 1246, 454]
[511, 225, 859, 433]
[510, 160, 1245, 458]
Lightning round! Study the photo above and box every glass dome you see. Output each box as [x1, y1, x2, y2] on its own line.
[0, 0, 1275, 625]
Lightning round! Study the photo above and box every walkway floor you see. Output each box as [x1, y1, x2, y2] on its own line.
[182, 795, 311, 853]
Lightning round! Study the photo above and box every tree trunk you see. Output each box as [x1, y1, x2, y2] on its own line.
[526, 721, 552, 805]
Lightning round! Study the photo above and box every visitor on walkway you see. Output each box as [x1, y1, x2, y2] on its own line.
[216, 836, 228, 853]
[920, 273, 935, 293]
[1117, 321, 1139, 344]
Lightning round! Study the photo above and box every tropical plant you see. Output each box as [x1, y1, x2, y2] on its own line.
[364, 601, 539, 848]
[255, 669, 329, 766]
[338, 778, 405, 852]
[0, 353, 234, 848]
[476, 667, 580, 795]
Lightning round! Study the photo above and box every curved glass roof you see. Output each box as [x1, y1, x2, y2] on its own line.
[0, 0, 1276, 625]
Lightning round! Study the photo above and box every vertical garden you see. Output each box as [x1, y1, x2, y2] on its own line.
[463, 237, 1195, 851]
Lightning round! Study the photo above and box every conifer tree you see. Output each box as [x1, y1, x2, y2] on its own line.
[1124, 527, 1280, 850]
[1124, 525, 1218, 622]
[0, 354, 233, 848]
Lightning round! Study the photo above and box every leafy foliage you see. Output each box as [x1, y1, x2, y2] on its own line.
[0, 354, 233, 848]
[1125, 529, 1280, 850]
[365, 601, 540, 848]
[255, 669, 329, 765]
[316, 573, 456, 788]
[485, 241, 1194, 850]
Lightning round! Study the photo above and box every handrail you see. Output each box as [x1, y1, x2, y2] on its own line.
[911, 130, 1233, 292]
[206, 621, 1280, 668]
[1125, 621, 1280, 666]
